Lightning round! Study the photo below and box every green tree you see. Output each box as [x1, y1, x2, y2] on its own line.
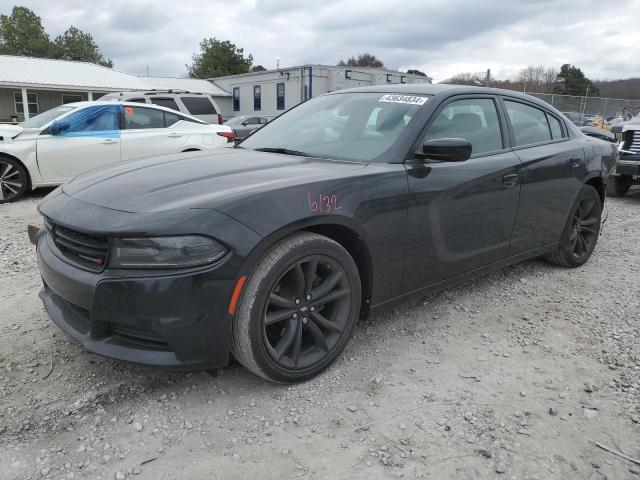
[0, 6, 51, 57]
[554, 64, 600, 96]
[251, 64, 266, 72]
[406, 69, 426, 76]
[53, 26, 113, 67]
[188, 38, 253, 78]
[337, 53, 384, 68]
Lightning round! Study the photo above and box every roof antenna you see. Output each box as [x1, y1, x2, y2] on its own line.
[146, 65, 150, 77]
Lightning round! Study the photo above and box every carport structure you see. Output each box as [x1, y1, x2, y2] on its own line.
[0, 55, 231, 123]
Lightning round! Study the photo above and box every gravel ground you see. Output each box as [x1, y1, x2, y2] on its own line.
[1, 187, 639, 480]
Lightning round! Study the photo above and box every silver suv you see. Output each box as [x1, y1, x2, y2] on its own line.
[99, 90, 224, 125]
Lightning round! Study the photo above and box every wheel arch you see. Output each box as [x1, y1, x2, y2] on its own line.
[0, 152, 32, 190]
[240, 217, 374, 318]
[181, 148, 201, 153]
[584, 175, 605, 205]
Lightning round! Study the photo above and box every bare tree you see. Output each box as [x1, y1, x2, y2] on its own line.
[518, 65, 558, 93]
[440, 72, 485, 86]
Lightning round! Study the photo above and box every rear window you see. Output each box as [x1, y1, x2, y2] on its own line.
[504, 101, 552, 146]
[150, 97, 180, 111]
[181, 96, 217, 115]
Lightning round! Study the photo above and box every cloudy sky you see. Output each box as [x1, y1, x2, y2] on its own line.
[3, 0, 640, 82]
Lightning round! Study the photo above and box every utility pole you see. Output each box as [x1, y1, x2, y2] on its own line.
[485, 69, 491, 87]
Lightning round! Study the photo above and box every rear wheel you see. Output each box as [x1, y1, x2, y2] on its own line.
[544, 185, 601, 268]
[231, 232, 361, 383]
[606, 175, 631, 197]
[0, 157, 28, 204]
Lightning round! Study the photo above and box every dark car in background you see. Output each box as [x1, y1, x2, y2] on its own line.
[35, 85, 616, 383]
[225, 115, 269, 141]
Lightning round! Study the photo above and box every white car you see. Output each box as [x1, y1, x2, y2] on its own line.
[0, 101, 234, 203]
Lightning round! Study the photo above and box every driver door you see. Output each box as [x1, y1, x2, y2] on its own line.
[403, 96, 522, 292]
[36, 105, 121, 183]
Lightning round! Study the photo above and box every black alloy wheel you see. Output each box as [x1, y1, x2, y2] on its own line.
[262, 254, 352, 370]
[231, 232, 361, 383]
[568, 195, 599, 263]
[0, 158, 27, 203]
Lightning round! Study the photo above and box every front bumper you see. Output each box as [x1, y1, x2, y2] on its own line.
[616, 155, 640, 177]
[37, 231, 236, 371]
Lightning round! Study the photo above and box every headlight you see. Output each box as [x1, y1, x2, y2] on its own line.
[109, 236, 227, 269]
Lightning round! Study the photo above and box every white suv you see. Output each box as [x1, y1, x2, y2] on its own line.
[0, 101, 233, 203]
[99, 90, 224, 125]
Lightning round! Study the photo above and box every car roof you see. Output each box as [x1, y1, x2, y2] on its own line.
[331, 83, 554, 105]
[64, 100, 205, 123]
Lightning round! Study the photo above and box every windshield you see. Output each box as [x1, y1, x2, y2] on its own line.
[241, 92, 429, 162]
[225, 116, 247, 125]
[20, 105, 77, 129]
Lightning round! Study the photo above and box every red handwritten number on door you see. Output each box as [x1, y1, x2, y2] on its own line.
[308, 193, 341, 213]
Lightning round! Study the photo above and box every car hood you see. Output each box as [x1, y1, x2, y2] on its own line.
[0, 124, 23, 139]
[62, 148, 366, 213]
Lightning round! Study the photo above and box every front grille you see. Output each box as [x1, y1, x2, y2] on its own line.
[111, 324, 170, 351]
[46, 219, 109, 271]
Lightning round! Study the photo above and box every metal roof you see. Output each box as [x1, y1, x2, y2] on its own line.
[0, 55, 229, 95]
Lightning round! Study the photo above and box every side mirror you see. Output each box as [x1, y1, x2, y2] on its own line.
[49, 120, 70, 135]
[241, 121, 249, 126]
[418, 138, 472, 162]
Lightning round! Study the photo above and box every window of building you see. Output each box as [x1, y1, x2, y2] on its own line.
[61, 94, 83, 104]
[233, 87, 240, 112]
[303, 85, 308, 101]
[276, 83, 285, 111]
[14, 91, 38, 115]
[401, 76, 406, 84]
[181, 96, 217, 115]
[345, 70, 352, 79]
[504, 101, 552, 146]
[253, 85, 261, 111]
[386, 74, 393, 83]
[424, 98, 503, 155]
[150, 97, 180, 111]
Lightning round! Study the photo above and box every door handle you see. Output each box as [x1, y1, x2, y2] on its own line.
[568, 156, 581, 167]
[101, 139, 118, 145]
[503, 173, 519, 188]
[167, 133, 182, 138]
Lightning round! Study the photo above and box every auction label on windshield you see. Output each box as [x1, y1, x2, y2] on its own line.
[379, 94, 428, 105]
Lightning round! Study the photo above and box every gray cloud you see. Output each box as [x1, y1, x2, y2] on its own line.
[2, 0, 639, 81]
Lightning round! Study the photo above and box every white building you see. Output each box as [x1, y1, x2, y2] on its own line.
[211, 65, 431, 118]
[0, 55, 230, 122]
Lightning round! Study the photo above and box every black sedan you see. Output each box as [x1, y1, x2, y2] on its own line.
[35, 85, 617, 383]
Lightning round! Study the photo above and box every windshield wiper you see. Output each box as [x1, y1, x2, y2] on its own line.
[253, 147, 316, 157]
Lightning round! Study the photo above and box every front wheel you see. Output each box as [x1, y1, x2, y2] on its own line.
[231, 232, 361, 383]
[0, 157, 28, 204]
[544, 184, 602, 268]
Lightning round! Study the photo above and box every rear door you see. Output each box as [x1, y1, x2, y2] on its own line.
[120, 106, 187, 160]
[36, 105, 121, 183]
[500, 98, 584, 253]
[404, 95, 522, 292]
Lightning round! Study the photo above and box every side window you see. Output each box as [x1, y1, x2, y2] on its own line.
[259, 117, 268, 124]
[424, 98, 503, 155]
[123, 106, 165, 129]
[181, 96, 217, 115]
[150, 97, 180, 111]
[63, 105, 119, 134]
[504, 101, 552, 146]
[233, 87, 240, 112]
[164, 112, 180, 127]
[547, 114, 565, 139]
[128, 98, 146, 103]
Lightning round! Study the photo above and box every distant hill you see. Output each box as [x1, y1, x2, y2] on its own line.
[594, 78, 640, 100]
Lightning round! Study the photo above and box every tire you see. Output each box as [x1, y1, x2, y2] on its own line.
[231, 232, 362, 383]
[605, 175, 631, 198]
[0, 156, 28, 204]
[544, 185, 602, 268]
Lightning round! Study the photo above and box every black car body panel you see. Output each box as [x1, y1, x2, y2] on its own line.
[35, 85, 617, 371]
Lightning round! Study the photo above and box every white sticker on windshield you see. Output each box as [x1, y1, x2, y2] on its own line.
[379, 94, 428, 105]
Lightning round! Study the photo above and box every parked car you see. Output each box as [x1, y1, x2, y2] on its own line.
[606, 123, 640, 197]
[0, 101, 233, 203]
[34, 85, 616, 383]
[580, 125, 617, 143]
[99, 90, 224, 125]
[225, 116, 269, 141]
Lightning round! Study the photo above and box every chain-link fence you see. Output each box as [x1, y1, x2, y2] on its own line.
[527, 93, 640, 126]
